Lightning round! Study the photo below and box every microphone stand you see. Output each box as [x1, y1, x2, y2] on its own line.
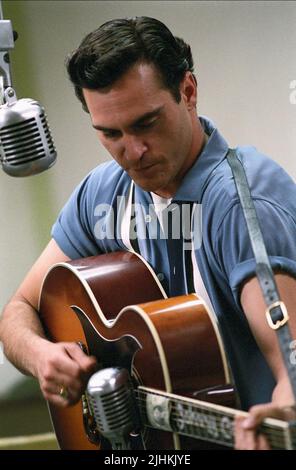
[0, 1, 57, 176]
[0, 0, 15, 105]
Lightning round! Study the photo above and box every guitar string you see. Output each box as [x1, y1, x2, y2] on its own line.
[135, 391, 296, 448]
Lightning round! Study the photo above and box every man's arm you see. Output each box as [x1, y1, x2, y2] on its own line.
[0, 239, 97, 407]
[235, 272, 296, 449]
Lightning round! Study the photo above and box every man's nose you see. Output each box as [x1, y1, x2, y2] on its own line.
[123, 135, 148, 161]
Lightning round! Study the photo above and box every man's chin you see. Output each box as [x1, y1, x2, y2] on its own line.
[133, 179, 160, 192]
[132, 178, 172, 197]
[128, 171, 160, 191]
[128, 168, 171, 196]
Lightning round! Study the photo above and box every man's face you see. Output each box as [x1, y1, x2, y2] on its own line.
[83, 62, 197, 197]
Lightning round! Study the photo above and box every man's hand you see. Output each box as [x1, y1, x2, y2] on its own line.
[234, 402, 296, 450]
[35, 340, 98, 407]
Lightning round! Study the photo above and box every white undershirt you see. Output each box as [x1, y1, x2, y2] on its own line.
[150, 191, 172, 233]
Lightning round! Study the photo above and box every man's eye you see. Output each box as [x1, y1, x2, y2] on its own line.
[102, 130, 120, 139]
[135, 119, 158, 131]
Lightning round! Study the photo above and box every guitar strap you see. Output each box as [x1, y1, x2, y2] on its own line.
[227, 148, 296, 398]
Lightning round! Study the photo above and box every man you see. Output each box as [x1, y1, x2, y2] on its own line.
[0, 16, 296, 450]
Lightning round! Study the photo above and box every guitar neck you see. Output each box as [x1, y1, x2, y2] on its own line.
[137, 386, 296, 450]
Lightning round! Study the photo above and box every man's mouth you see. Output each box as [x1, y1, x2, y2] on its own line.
[131, 163, 157, 173]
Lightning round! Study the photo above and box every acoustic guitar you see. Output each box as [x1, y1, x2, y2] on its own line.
[38, 251, 296, 450]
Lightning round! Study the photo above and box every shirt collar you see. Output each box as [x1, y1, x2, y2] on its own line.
[172, 115, 229, 203]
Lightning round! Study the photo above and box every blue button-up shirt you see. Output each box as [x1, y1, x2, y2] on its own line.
[52, 116, 296, 409]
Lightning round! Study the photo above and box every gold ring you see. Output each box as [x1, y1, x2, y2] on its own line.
[59, 386, 68, 400]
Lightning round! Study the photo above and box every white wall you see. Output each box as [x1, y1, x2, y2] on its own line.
[1, 0, 296, 394]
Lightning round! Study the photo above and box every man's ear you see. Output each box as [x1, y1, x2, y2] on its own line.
[180, 71, 197, 110]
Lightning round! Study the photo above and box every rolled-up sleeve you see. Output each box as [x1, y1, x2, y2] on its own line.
[214, 198, 296, 307]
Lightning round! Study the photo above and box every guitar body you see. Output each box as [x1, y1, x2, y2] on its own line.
[38, 251, 236, 450]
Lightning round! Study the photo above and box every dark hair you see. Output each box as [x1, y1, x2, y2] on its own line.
[66, 16, 195, 112]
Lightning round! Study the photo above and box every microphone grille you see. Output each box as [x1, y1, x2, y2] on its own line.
[40, 112, 56, 153]
[87, 368, 138, 439]
[0, 98, 57, 176]
[90, 382, 135, 434]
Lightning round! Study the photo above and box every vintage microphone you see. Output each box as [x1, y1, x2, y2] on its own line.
[0, 2, 57, 176]
[87, 367, 140, 450]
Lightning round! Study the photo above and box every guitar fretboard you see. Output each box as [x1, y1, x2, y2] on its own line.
[136, 386, 296, 450]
